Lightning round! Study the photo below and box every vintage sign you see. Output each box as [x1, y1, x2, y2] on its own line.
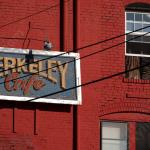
[0, 47, 82, 104]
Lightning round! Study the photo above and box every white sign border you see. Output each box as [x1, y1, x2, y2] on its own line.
[0, 47, 82, 105]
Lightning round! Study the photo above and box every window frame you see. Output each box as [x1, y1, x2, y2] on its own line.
[125, 11, 150, 58]
[100, 121, 129, 150]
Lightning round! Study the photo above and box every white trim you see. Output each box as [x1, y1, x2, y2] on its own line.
[125, 12, 127, 55]
[126, 11, 150, 14]
[0, 47, 82, 105]
[0, 95, 80, 105]
[125, 53, 150, 58]
[126, 40, 150, 44]
[75, 53, 82, 105]
[126, 11, 150, 16]
[0, 47, 77, 57]
[127, 20, 150, 24]
[126, 32, 150, 36]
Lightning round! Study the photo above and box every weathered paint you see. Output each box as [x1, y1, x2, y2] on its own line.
[0, 48, 82, 104]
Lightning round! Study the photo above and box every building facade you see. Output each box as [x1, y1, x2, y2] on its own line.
[0, 0, 149, 150]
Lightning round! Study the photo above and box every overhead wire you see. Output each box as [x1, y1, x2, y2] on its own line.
[0, 25, 150, 75]
[28, 60, 150, 102]
[27, 31, 150, 102]
[0, 1, 70, 29]
[0, 28, 150, 85]
[0, 36, 43, 42]
[0, 12, 150, 101]
[0, 0, 149, 76]
[0, 28, 149, 102]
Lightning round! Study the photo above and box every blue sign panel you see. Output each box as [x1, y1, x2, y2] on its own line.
[0, 48, 82, 104]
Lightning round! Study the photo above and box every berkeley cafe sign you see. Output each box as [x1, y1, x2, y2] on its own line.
[0, 47, 82, 105]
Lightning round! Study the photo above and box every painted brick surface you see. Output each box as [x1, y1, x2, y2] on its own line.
[0, 0, 73, 150]
[78, 0, 150, 150]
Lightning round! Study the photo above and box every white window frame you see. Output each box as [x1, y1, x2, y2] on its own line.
[101, 121, 128, 150]
[125, 11, 150, 58]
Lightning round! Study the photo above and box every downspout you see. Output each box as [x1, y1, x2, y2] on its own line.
[60, 0, 64, 52]
[73, 0, 78, 150]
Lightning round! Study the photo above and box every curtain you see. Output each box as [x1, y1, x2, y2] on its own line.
[125, 56, 141, 79]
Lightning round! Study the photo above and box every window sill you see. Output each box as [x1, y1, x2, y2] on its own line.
[123, 77, 150, 84]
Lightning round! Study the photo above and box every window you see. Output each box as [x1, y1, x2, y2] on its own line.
[101, 122, 128, 150]
[101, 121, 150, 150]
[125, 11, 150, 79]
[136, 122, 150, 150]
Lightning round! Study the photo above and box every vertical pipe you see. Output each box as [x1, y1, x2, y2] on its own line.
[73, 0, 77, 52]
[100, 121, 102, 150]
[60, 0, 64, 52]
[12, 106, 16, 133]
[73, 0, 78, 150]
[73, 105, 77, 150]
[34, 108, 38, 135]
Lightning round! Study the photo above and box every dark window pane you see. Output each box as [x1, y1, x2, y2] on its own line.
[143, 35, 150, 42]
[126, 34, 134, 40]
[136, 123, 150, 150]
[127, 34, 150, 43]
[143, 14, 150, 22]
[127, 13, 134, 21]
[140, 58, 150, 79]
[126, 34, 134, 41]
[127, 34, 143, 42]
[126, 3, 150, 11]
[127, 42, 150, 55]
[135, 14, 142, 21]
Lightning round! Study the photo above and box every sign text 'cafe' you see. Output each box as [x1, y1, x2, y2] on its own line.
[0, 48, 81, 104]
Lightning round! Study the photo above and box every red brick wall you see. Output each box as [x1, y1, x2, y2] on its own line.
[78, 0, 150, 150]
[0, 0, 149, 150]
[0, 0, 60, 50]
[0, 0, 74, 150]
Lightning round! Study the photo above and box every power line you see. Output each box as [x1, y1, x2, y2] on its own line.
[73, 25, 150, 51]
[27, 32, 150, 102]
[0, 36, 43, 42]
[28, 60, 150, 102]
[0, 1, 70, 29]
[0, 0, 149, 75]
[0, 30, 149, 85]
[0, 25, 150, 75]
[0, 28, 149, 102]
